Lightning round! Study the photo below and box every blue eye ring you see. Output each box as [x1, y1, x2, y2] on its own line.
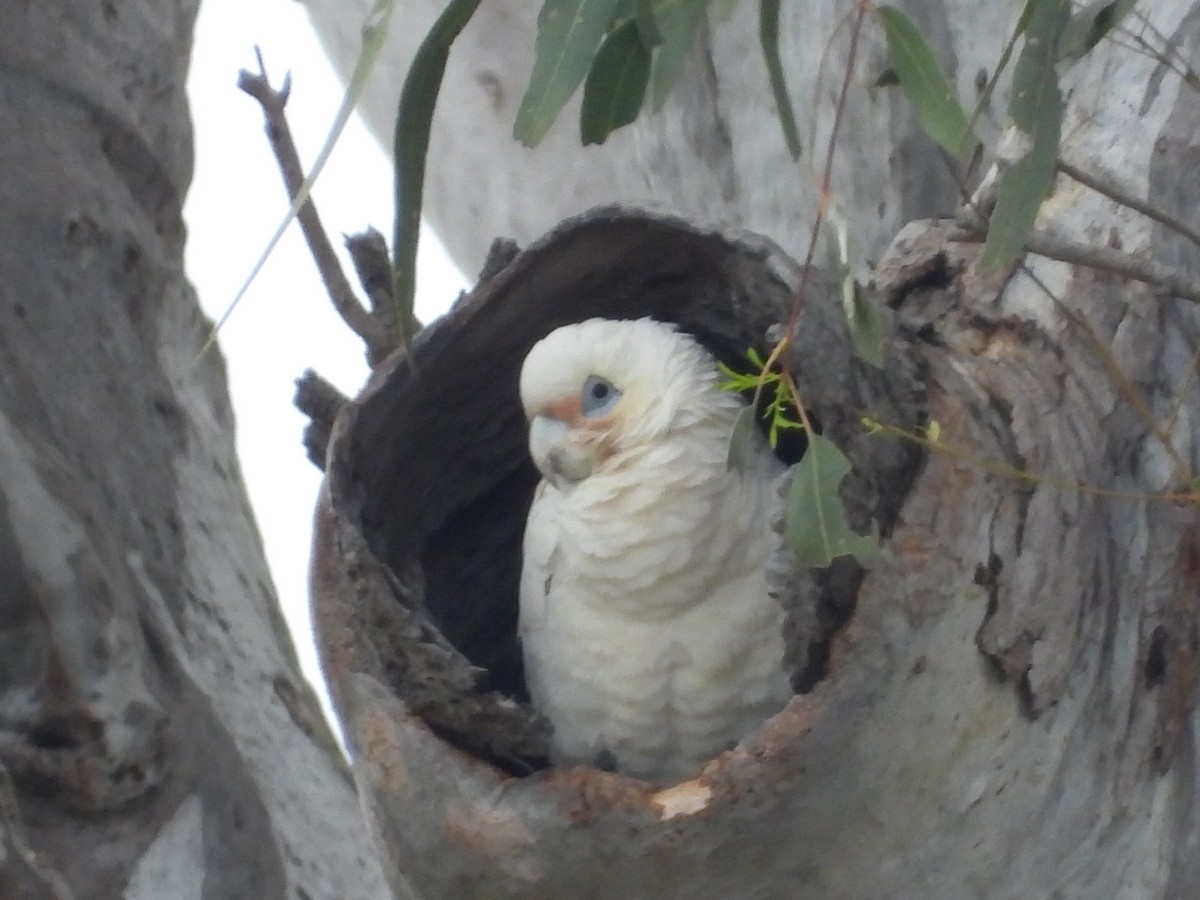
[580, 375, 621, 417]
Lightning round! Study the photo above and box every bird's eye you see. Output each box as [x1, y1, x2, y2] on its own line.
[580, 375, 620, 417]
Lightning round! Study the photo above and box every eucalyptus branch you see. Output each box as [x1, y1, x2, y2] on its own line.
[865, 418, 1199, 506]
[952, 225, 1200, 305]
[1121, 13, 1200, 94]
[238, 54, 397, 363]
[1057, 159, 1200, 251]
[755, 2, 867, 435]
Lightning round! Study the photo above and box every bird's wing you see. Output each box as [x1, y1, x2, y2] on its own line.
[519, 480, 560, 634]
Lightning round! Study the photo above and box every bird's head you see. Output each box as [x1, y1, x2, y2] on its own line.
[518, 318, 736, 489]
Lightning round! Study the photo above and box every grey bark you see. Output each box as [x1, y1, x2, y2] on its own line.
[301, 1, 1200, 898]
[0, 2, 388, 897]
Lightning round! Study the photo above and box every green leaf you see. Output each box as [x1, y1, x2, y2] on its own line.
[648, 0, 708, 110]
[726, 406, 759, 472]
[876, 5, 976, 158]
[203, 0, 397, 355]
[1015, 0, 1044, 35]
[981, 0, 1068, 270]
[786, 435, 879, 568]
[717, 359, 765, 393]
[1058, 0, 1138, 64]
[759, 0, 802, 159]
[392, 0, 482, 344]
[627, 0, 663, 47]
[515, 0, 623, 146]
[580, 19, 652, 144]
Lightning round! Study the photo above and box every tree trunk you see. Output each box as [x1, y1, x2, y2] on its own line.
[0, 2, 388, 897]
[302, 1, 1200, 897]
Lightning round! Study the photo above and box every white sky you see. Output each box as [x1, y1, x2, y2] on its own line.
[185, 0, 467, 716]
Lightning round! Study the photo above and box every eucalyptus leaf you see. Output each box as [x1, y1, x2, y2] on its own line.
[1015, 0, 1044, 35]
[649, 0, 708, 110]
[759, 0, 801, 159]
[628, 0, 663, 46]
[982, 0, 1068, 270]
[726, 406, 759, 472]
[392, 0, 482, 345]
[514, 0, 623, 146]
[1058, 0, 1138, 64]
[786, 435, 879, 568]
[877, 5, 976, 158]
[580, 19, 652, 145]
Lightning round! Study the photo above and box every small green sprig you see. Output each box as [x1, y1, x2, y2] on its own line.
[718, 348, 804, 449]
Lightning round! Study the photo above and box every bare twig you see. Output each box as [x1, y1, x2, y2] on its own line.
[1020, 263, 1192, 483]
[965, 8, 1022, 137]
[781, 2, 866, 348]
[238, 51, 396, 362]
[763, 1, 866, 429]
[952, 225, 1200, 305]
[1120, 13, 1200, 95]
[1058, 159, 1200, 251]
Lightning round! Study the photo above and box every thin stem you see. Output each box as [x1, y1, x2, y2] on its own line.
[868, 419, 1199, 506]
[965, 7, 1023, 136]
[238, 56, 391, 358]
[951, 225, 1200, 305]
[783, 2, 868, 345]
[1020, 263, 1191, 482]
[1057, 159, 1200, 252]
[1123, 12, 1200, 95]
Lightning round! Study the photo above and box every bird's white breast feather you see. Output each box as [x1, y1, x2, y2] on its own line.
[517, 318, 792, 784]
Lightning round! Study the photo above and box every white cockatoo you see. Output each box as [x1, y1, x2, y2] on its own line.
[517, 317, 792, 784]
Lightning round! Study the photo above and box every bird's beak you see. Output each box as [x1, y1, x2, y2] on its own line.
[529, 412, 597, 487]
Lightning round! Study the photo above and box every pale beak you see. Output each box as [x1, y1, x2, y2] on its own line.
[529, 414, 597, 487]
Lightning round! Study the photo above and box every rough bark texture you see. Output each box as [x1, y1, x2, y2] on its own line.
[303, 0, 1200, 897]
[0, 2, 388, 897]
